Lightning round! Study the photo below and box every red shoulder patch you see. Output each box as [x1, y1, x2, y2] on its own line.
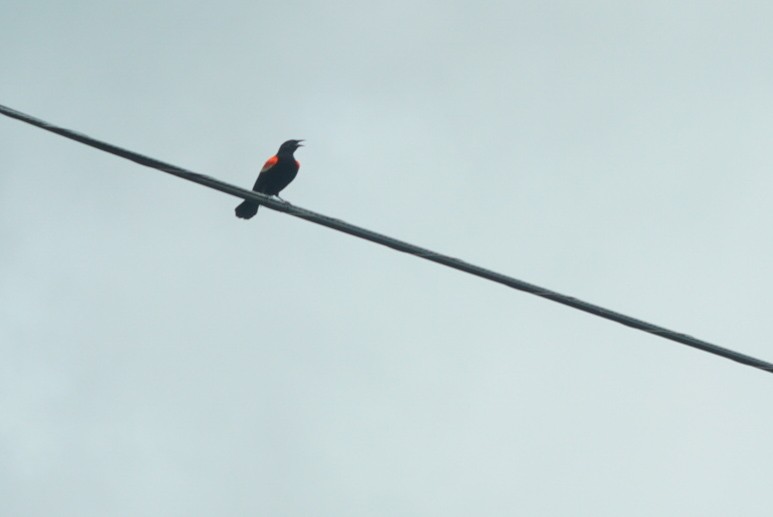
[295, 160, 301, 169]
[260, 155, 279, 172]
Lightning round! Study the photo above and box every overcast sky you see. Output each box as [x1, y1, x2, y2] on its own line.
[2, 1, 773, 515]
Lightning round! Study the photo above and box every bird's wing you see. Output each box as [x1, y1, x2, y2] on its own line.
[260, 155, 279, 173]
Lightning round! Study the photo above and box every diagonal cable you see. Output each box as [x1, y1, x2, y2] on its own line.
[2, 102, 771, 374]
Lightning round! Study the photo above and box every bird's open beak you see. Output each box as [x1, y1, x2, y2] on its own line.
[296, 139, 305, 147]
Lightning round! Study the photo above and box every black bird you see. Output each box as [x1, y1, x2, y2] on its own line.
[235, 139, 304, 219]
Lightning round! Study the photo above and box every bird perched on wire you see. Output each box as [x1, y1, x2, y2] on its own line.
[235, 139, 304, 219]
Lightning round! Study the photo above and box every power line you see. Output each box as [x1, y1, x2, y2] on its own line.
[2, 102, 771, 375]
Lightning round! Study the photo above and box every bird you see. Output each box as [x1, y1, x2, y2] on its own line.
[235, 139, 304, 219]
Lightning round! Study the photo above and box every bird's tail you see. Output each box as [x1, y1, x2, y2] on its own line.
[235, 200, 259, 219]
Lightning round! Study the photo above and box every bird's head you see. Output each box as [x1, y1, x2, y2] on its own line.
[278, 139, 304, 154]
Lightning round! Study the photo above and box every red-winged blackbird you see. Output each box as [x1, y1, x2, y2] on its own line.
[235, 139, 304, 219]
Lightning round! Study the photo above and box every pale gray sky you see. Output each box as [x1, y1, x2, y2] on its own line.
[2, 1, 773, 515]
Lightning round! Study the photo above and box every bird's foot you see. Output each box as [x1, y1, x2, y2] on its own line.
[274, 195, 291, 204]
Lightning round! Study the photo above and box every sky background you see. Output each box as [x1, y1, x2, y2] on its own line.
[2, 1, 773, 515]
